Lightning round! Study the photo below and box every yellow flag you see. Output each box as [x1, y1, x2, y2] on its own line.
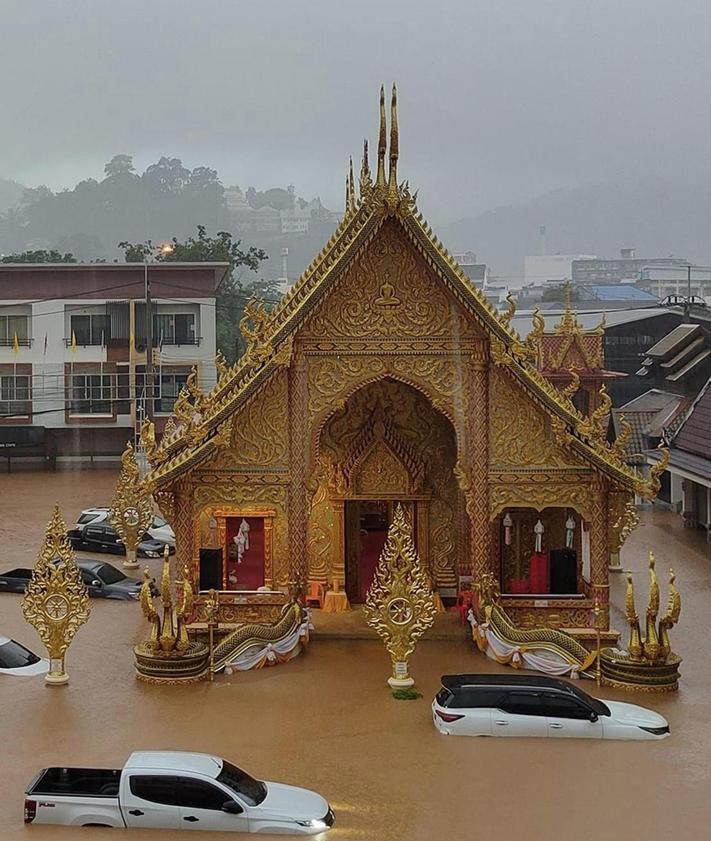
[71, 330, 77, 353]
[12, 332, 20, 355]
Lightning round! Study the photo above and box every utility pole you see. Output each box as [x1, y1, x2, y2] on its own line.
[144, 259, 153, 418]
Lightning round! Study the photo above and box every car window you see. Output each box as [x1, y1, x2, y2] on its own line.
[0, 640, 41, 668]
[541, 694, 591, 719]
[178, 778, 236, 811]
[78, 513, 98, 525]
[98, 564, 126, 585]
[449, 688, 506, 709]
[436, 687, 452, 707]
[81, 570, 98, 585]
[85, 528, 102, 540]
[216, 761, 267, 806]
[503, 692, 547, 716]
[129, 775, 181, 806]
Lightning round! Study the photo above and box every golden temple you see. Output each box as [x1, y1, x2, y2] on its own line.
[142, 85, 667, 642]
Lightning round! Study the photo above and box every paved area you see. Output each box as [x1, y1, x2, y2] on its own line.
[1, 469, 710, 840]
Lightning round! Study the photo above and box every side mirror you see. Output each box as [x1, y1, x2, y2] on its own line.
[589, 711, 598, 723]
[221, 800, 243, 815]
[91, 579, 102, 588]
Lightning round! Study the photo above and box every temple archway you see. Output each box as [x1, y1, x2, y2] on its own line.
[306, 377, 463, 598]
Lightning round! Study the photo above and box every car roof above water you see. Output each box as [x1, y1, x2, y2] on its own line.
[126, 751, 224, 778]
[441, 673, 576, 693]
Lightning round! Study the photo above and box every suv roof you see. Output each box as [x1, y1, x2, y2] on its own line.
[441, 673, 576, 693]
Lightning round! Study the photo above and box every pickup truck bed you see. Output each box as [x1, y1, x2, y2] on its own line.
[29, 767, 121, 797]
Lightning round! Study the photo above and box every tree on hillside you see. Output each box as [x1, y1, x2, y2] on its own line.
[104, 154, 136, 178]
[1, 249, 76, 263]
[118, 226, 272, 364]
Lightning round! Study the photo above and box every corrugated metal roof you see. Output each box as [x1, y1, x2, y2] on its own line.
[647, 323, 700, 359]
[588, 285, 659, 302]
[511, 307, 667, 338]
[672, 376, 711, 458]
[667, 349, 711, 383]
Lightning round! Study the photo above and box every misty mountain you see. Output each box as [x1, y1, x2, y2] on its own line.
[0, 177, 25, 215]
[438, 174, 711, 280]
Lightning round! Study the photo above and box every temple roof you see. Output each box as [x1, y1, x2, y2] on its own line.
[143, 87, 665, 501]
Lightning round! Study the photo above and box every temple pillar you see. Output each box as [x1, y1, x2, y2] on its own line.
[416, 499, 431, 579]
[173, 477, 195, 586]
[288, 352, 309, 587]
[332, 499, 345, 590]
[589, 483, 610, 630]
[465, 350, 491, 583]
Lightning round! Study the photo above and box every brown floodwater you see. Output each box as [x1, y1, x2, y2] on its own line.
[1, 469, 710, 840]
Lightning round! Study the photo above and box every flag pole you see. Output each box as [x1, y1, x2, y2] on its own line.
[12, 331, 19, 413]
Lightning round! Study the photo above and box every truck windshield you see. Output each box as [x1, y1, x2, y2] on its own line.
[216, 761, 267, 806]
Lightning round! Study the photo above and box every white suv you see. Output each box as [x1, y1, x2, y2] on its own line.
[75, 508, 175, 547]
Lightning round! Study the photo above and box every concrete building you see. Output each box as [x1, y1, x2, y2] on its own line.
[572, 249, 689, 285]
[639, 265, 711, 303]
[524, 254, 597, 287]
[0, 262, 226, 465]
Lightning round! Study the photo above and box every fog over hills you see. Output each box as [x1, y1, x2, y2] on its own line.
[438, 173, 711, 280]
[0, 178, 25, 215]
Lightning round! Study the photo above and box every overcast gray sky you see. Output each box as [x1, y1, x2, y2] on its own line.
[1, 0, 709, 223]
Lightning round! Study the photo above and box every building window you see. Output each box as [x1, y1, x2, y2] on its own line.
[153, 313, 197, 345]
[0, 374, 30, 417]
[70, 313, 110, 346]
[70, 373, 112, 415]
[155, 369, 190, 414]
[0, 315, 30, 346]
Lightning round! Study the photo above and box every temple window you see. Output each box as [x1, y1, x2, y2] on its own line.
[498, 507, 584, 598]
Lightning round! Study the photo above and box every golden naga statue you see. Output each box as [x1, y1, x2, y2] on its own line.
[363, 503, 436, 688]
[499, 291, 517, 329]
[624, 552, 681, 664]
[139, 546, 193, 655]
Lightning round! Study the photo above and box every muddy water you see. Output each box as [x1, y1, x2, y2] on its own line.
[1, 471, 710, 840]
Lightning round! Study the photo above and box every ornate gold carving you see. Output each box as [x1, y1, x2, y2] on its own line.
[240, 296, 273, 364]
[302, 220, 476, 340]
[490, 368, 580, 468]
[108, 442, 155, 566]
[22, 505, 91, 684]
[489, 481, 594, 521]
[363, 504, 436, 685]
[499, 291, 516, 329]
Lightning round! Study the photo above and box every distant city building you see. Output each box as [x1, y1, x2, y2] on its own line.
[572, 249, 689, 285]
[0, 262, 225, 463]
[225, 186, 340, 237]
[524, 254, 597, 287]
[639, 265, 711, 303]
[451, 251, 489, 288]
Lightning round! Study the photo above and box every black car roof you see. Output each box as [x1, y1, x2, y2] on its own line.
[441, 673, 576, 693]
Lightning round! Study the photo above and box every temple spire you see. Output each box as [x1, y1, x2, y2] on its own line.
[376, 85, 387, 190]
[386, 83, 399, 203]
[344, 172, 350, 213]
[360, 138, 372, 196]
[348, 156, 356, 211]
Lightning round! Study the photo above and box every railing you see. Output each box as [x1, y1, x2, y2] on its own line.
[64, 336, 202, 347]
[157, 336, 202, 347]
[63, 337, 104, 347]
[0, 338, 33, 347]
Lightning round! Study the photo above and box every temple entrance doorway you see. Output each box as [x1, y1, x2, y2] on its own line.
[345, 500, 416, 603]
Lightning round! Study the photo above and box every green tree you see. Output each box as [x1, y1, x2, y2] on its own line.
[1, 249, 76, 263]
[104, 154, 136, 178]
[118, 226, 272, 364]
[541, 284, 582, 303]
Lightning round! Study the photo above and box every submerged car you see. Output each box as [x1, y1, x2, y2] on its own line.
[75, 508, 175, 546]
[0, 560, 151, 600]
[67, 523, 174, 559]
[432, 674, 670, 740]
[0, 636, 48, 677]
[25, 751, 334, 834]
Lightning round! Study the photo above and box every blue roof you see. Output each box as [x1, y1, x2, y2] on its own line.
[589, 285, 658, 302]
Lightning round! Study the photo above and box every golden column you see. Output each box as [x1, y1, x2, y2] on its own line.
[22, 505, 90, 685]
[288, 351, 309, 588]
[589, 483, 610, 630]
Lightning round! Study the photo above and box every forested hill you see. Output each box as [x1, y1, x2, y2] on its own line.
[0, 177, 25, 214]
[438, 173, 711, 278]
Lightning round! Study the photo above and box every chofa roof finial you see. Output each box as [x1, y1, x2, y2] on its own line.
[376, 85, 387, 191]
[387, 83, 399, 194]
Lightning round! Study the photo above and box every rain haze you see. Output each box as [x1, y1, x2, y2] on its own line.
[1, 0, 710, 270]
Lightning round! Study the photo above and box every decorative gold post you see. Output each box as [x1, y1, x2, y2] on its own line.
[205, 588, 219, 682]
[109, 442, 155, 570]
[363, 504, 436, 688]
[592, 596, 602, 687]
[22, 505, 91, 685]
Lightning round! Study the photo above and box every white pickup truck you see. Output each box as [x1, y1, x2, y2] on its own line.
[25, 751, 334, 835]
